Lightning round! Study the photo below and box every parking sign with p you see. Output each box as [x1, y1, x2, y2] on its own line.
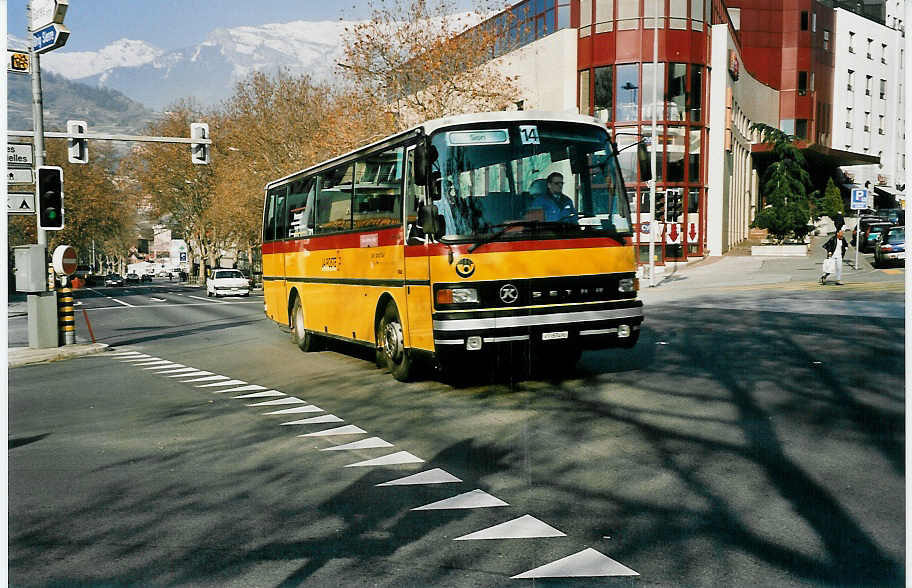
[850, 188, 868, 210]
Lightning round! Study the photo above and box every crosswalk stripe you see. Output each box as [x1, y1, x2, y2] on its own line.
[246, 397, 306, 406]
[212, 384, 267, 395]
[262, 405, 324, 415]
[195, 379, 247, 388]
[297, 425, 366, 437]
[109, 351, 142, 357]
[233, 390, 285, 399]
[120, 355, 154, 362]
[180, 375, 230, 383]
[154, 367, 200, 375]
[167, 370, 212, 378]
[454, 515, 566, 541]
[322, 437, 393, 451]
[511, 548, 638, 578]
[144, 363, 185, 370]
[131, 360, 174, 367]
[412, 489, 508, 511]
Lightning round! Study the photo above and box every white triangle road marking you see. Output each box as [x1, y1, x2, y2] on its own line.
[376, 468, 462, 486]
[143, 363, 185, 370]
[180, 375, 230, 383]
[262, 405, 324, 415]
[454, 515, 566, 541]
[196, 379, 247, 388]
[212, 384, 267, 395]
[234, 390, 286, 399]
[167, 371, 212, 378]
[280, 415, 343, 425]
[511, 548, 639, 578]
[246, 397, 306, 406]
[322, 437, 393, 451]
[297, 425, 366, 437]
[155, 367, 200, 375]
[412, 489, 508, 511]
[344, 451, 424, 468]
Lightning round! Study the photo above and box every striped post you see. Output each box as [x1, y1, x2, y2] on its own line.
[58, 287, 76, 345]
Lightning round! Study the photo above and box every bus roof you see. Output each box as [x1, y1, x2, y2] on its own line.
[265, 110, 606, 192]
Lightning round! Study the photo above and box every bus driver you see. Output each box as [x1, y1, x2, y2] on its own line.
[530, 172, 577, 223]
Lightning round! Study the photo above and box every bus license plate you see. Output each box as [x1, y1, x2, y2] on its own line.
[542, 331, 568, 341]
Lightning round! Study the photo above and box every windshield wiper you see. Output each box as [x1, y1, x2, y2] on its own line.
[467, 220, 572, 252]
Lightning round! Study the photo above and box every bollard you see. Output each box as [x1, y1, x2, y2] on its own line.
[58, 287, 76, 345]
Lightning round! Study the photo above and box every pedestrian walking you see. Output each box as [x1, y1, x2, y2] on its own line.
[820, 228, 849, 285]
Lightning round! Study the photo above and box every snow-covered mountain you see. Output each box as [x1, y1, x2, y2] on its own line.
[35, 20, 354, 110]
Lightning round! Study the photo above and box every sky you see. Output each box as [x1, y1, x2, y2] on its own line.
[8, 0, 481, 53]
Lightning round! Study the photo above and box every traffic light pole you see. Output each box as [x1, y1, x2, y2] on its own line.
[28, 2, 47, 247]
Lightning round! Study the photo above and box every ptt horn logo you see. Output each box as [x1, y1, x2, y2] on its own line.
[455, 258, 475, 278]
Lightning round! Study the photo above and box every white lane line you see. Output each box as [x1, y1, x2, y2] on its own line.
[155, 367, 200, 375]
[187, 295, 231, 304]
[345, 451, 424, 468]
[246, 397, 306, 406]
[144, 363, 185, 370]
[179, 375, 230, 383]
[234, 390, 285, 399]
[149, 297, 166, 302]
[80, 301, 263, 311]
[280, 415, 344, 426]
[212, 384, 267, 395]
[453, 515, 566, 541]
[322, 437, 393, 452]
[262, 405, 324, 415]
[109, 351, 143, 357]
[376, 468, 462, 486]
[297, 425, 366, 437]
[195, 379, 247, 388]
[511, 548, 639, 579]
[109, 298, 135, 307]
[412, 489, 509, 511]
[167, 370, 212, 378]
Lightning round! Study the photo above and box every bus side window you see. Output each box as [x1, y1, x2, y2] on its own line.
[353, 146, 403, 230]
[405, 147, 427, 244]
[275, 192, 287, 241]
[287, 178, 315, 238]
[316, 163, 353, 233]
[263, 186, 284, 242]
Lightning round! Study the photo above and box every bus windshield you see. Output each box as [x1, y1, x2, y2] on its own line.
[429, 121, 632, 243]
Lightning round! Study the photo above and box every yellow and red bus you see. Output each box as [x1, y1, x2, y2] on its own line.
[262, 111, 643, 380]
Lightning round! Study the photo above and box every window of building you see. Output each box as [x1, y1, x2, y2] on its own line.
[666, 126, 686, 181]
[795, 119, 808, 139]
[641, 124, 665, 181]
[867, 38, 873, 59]
[848, 31, 855, 53]
[644, 0, 665, 29]
[865, 75, 872, 96]
[879, 115, 885, 134]
[668, 63, 687, 121]
[557, 3, 570, 29]
[642, 62, 665, 120]
[810, 72, 815, 92]
[579, 0, 591, 37]
[688, 130, 701, 184]
[670, 0, 687, 29]
[780, 119, 795, 135]
[689, 65, 703, 122]
[847, 69, 854, 91]
[845, 107, 852, 129]
[798, 71, 808, 95]
[595, 0, 613, 33]
[691, 0, 704, 30]
[801, 11, 809, 30]
[616, 64, 639, 121]
[579, 69, 591, 115]
[881, 43, 887, 64]
[617, 0, 639, 30]
[812, 12, 817, 32]
[823, 29, 830, 50]
[880, 79, 886, 99]
[864, 112, 871, 132]
[594, 66, 613, 122]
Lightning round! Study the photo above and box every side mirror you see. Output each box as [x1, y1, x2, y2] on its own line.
[430, 170, 442, 201]
[418, 204, 443, 239]
[637, 142, 652, 183]
[414, 143, 427, 185]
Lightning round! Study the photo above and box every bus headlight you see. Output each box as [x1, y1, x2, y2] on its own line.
[437, 288, 479, 305]
[618, 278, 638, 293]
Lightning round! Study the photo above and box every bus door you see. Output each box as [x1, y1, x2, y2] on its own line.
[403, 145, 434, 352]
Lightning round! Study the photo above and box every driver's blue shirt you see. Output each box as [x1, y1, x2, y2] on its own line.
[530, 193, 577, 222]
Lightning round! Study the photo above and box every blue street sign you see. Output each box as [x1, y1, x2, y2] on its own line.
[32, 23, 69, 54]
[850, 188, 868, 210]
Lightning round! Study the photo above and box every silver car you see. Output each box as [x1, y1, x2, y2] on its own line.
[206, 269, 250, 297]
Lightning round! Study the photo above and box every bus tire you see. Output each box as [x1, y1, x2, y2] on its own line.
[291, 297, 319, 352]
[377, 303, 414, 381]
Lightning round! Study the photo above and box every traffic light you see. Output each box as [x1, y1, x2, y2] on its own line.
[666, 189, 682, 221]
[37, 166, 64, 230]
[190, 122, 210, 165]
[67, 119, 88, 164]
[655, 192, 666, 221]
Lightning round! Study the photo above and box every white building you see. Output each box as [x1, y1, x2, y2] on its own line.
[831, 6, 906, 203]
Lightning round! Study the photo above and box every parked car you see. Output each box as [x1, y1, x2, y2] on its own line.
[141, 273, 153, 282]
[873, 226, 905, 267]
[125, 272, 140, 285]
[104, 273, 124, 287]
[858, 221, 894, 253]
[875, 208, 904, 226]
[851, 215, 888, 246]
[206, 269, 250, 297]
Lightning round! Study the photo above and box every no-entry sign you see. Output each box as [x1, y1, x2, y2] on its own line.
[52, 244, 77, 275]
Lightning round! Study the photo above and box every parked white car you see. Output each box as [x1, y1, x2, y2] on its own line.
[206, 269, 250, 297]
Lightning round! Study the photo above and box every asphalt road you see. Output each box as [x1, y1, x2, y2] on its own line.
[8, 278, 905, 586]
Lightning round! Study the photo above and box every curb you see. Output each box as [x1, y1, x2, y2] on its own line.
[8, 343, 109, 368]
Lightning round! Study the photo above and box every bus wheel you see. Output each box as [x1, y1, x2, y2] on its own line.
[291, 297, 318, 352]
[377, 303, 414, 381]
